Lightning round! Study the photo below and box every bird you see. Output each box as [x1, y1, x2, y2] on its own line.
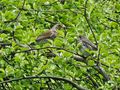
[78, 35, 98, 57]
[78, 35, 98, 51]
[36, 24, 65, 42]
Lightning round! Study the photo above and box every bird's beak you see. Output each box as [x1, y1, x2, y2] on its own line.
[62, 24, 66, 29]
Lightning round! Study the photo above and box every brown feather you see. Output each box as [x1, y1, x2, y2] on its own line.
[36, 24, 65, 42]
[79, 35, 97, 50]
[36, 30, 52, 42]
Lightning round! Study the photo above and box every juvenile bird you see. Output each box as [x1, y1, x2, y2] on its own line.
[36, 24, 65, 42]
[79, 35, 98, 51]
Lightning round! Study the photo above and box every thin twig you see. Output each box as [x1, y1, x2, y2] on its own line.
[2, 55, 13, 66]
[105, 17, 120, 24]
[96, 48, 101, 66]
[84, 0, 98, 46]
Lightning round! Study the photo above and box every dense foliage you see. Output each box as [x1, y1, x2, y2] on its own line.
[0, 0, 120, 90]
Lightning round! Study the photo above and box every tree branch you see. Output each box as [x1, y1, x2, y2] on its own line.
[0, 76, 87, 90]
[15, 46, 85, 58]
[86, 74, 99, 88]
[93, 65, 110, 81]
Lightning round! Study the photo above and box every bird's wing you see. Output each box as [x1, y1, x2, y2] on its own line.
[83, 39, 97, 50]
[80, 37, 97, 50]
[36, 30, 52, 42]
